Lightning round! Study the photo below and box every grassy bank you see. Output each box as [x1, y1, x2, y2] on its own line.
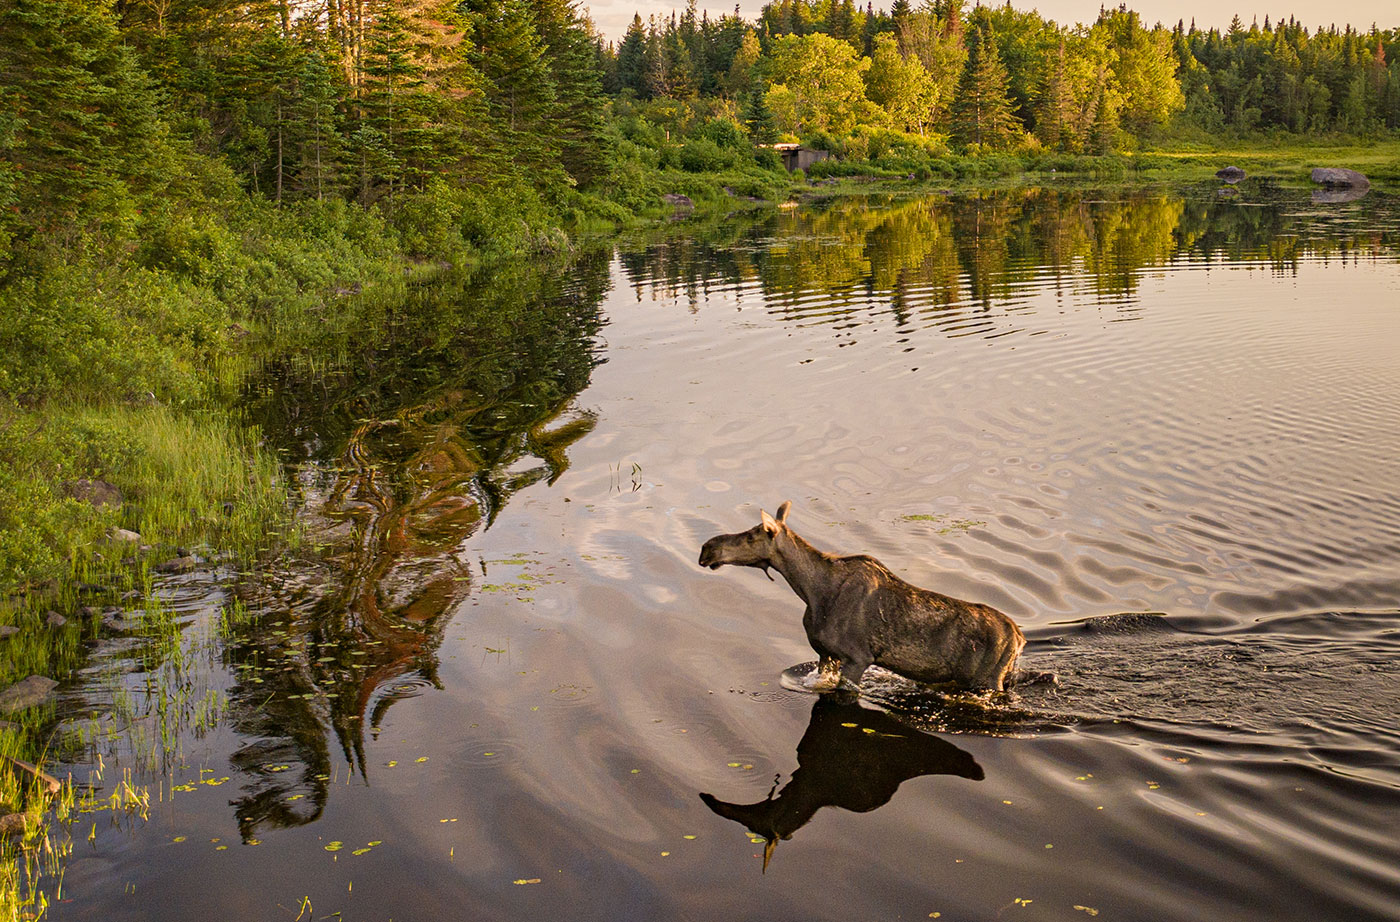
[0, 148, 797, 917]
[798, 134, 1400, 192]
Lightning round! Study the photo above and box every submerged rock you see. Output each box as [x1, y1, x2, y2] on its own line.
[1215, 165, 1246, 183]
[155, 555, 198, 574]
[0, 676, 58, 714]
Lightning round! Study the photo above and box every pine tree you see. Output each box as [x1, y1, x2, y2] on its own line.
[1035, 41, 1075, 151]
[463, 0, 562, 186]
[951, 16, 1020, 150]
[616, 15, 648, 96]
[743, 88, 779, 144]
[526, 0, 611, 186]
[0, 0, 161, 242]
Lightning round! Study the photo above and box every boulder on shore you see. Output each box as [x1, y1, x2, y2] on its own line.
[1216, 166, 1246, 183]
[63, 479, 123, 508]
[1310, 167, 1370, 189]
[662, 192, 694, 209]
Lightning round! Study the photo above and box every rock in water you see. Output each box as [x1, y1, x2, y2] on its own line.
[1310, 167, 1370, 189]
[0, 814, 26, 837]
[0, 676, 58, 714]
[1216, 166, 1246, 183]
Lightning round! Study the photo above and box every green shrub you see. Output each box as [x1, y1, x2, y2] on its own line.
[677, 137, 738, 173]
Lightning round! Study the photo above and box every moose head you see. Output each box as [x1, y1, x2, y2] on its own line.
[698, 501, 793, 578]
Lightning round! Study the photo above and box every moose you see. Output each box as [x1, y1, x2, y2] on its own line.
[699, 501, 1044, 692]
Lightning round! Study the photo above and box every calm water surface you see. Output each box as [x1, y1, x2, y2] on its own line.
[46, 187, 1400, 920]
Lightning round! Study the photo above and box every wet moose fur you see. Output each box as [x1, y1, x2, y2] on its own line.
[699, 501, 1036, 692]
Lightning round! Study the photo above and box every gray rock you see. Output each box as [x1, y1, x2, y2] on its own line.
[0, 814, 26, 837]
[155, 556, 198, 574]
[1216, 165, 1246, 183]
[0, 676, 58, 714]
[0, 625, 17, 641]
[101, 610, 139, 634]
[63, 479, 123, 508]
[44, 611, 66, 628]
[1310, 167, 1370, 188]
[662, 193, 694, 209]
[108, 527, 141, 544]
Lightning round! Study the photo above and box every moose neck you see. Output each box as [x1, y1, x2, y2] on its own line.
[769, 530, 833, 606]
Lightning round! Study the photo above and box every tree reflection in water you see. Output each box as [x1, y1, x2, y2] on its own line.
[701, 695, 983, 872]
[221, 253, 611, 840]
[621, 187, 1400, 319]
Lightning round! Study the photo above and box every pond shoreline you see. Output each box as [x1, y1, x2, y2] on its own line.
[3, 166, 1397, 916]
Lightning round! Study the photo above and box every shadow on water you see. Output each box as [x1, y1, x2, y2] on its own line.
[700, 695, 983, 872]
[218, 253, 613, 839]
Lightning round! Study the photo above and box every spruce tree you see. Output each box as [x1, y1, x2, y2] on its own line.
[616, 15, 648, 96]
[526, 0, 611, 186]
[951, 16, 1020, 150]
[1034, 40, 1075, 151]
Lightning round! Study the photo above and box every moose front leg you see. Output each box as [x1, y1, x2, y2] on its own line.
[811, 656, 844, 691]
[839, 657, 871, 689]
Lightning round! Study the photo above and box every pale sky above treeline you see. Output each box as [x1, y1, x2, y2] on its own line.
[584, 0, 1399, 44]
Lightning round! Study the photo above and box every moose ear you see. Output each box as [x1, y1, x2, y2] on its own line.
[775, 501, 791, 524]
[760, 509, 779, 533]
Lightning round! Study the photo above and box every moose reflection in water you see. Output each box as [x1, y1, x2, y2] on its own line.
[219, 257, 610, 839]
[701, 696, 983, 872]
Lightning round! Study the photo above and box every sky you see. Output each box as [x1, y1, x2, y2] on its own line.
[584, 0, 1399, 44]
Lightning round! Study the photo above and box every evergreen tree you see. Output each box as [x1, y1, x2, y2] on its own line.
[0, 0, 162, 244]
[951, 15, 1020, 150]
[464, 0, 563, 188]
[1035, 41, 1075, 150]
[526, 0, 611, 185]
[617, 14, 648, 95]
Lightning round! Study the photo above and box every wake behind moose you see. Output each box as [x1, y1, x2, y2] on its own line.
[699, 501, 1042, 692]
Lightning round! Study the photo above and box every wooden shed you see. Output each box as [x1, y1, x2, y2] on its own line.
[766, 143, 831, 172]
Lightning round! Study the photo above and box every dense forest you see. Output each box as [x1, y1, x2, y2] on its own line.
[605, 1, 1400, 158]
[0, 0, 1398, 592]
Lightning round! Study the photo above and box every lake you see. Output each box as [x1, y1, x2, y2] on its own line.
[42, 186, 1400, 920]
